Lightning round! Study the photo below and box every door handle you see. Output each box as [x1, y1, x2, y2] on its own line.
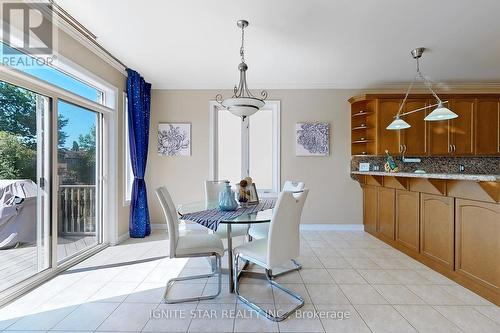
[453, 144, 456, 152]
[399, 145, 402, 153]
[403, 145, 407, 153]
[448, 144, 451, 153]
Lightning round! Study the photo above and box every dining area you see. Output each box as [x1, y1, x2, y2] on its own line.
[155, 180, 309, 322]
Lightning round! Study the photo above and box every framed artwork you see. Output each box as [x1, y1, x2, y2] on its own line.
[248, 183, 259, 204]
[295, 122, 330, 156]
[157, 123, 191, 156]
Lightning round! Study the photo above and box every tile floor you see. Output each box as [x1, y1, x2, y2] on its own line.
[0, 229, 498, 332]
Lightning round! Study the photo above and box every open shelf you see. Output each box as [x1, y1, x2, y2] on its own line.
[352, 126, 371, 131]
[352, 111, 373, 118]
[352, 140, 374, 144]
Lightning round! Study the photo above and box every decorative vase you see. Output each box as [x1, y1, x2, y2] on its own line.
[218, 183, 238, 211]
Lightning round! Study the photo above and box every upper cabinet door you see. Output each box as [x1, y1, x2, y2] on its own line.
[377, 99, 402, 155]
[428, 117, 450, 156]
[450, 98, 475, 155]
[401, 99, 428, 156]
[475, 99, 500, 155]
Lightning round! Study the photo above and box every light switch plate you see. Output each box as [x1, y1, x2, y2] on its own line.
[359, 163, 370, 171]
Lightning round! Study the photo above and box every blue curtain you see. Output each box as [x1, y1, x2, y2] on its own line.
[127, 68, 152, 238]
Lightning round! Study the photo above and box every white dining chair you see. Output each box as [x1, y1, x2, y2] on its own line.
[248, 181, 305, 240]
[233, 189, 309, 321]
[156, 186, 223, 303]
[204, 180, 249, 238]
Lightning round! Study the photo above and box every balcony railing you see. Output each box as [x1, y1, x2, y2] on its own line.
[58, 185, 96, 236]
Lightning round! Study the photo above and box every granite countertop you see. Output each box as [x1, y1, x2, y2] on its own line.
[351, 171, 500, 182]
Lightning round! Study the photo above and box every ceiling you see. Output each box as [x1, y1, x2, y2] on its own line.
[56, 0, 500, 89]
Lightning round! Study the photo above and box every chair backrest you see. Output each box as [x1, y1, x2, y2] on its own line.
[155, 186, 180, 258]
[267, 189, 308, 268]
[204, 180, 229, 203]
[282, 180, 305, 192]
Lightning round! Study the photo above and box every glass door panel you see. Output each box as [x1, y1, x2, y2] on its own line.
[57, 100, 100, 262]
[0, 80, 50, 292]
[217, 109, 242, 185]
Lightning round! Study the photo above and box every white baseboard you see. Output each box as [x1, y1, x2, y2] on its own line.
[151, 222, 363, 232]
[300, 224, 364, 231]
[116, 232, 130, 244]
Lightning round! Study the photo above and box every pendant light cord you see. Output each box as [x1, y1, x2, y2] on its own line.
[240, 25, 245, 63]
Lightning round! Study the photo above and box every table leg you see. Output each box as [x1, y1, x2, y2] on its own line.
[226, 224, 234, 293]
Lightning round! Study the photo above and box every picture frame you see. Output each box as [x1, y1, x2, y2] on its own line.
[248, 183, 259, 204]
[295, 122, 330, 156]
[157, 122, 191, 156]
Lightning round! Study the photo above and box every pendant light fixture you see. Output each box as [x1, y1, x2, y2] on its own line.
[387, 48, 458, 130]
[215, 20, 268, 120]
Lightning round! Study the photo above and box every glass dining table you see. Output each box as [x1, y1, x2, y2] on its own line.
[177, 201, 272, 293]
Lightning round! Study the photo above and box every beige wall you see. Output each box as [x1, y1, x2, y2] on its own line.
[147, 89, 363, 225]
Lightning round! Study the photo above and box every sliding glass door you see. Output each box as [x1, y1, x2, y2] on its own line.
[0, 80, 51, 292]
[57, 100, 101, 262]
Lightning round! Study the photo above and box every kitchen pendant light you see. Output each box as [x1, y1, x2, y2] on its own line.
[424, 101, 458, 121]
[386, 48, 458, 130]
[386, 115, 411, 130]
[215, 20, 267, 120]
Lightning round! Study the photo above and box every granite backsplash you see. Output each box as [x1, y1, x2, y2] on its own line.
[351, 156, 500, 175]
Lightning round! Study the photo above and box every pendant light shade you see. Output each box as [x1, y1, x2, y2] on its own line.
[424, 102, 458, 121]
[215, 20, 267, 120]
[386, 116, 411, 130]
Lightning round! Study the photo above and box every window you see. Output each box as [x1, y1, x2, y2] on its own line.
[1, 42, 104, 103]
[124, 94, 134, 203]
[210, 101, 280, 196]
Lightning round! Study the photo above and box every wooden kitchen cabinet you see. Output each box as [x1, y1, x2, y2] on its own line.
[475, 99, 500, 155]
[377, 99, 401, 155]
[396, 190, 420, 253]
[377, 187, 395, 241]
[455, 199, 499, 293]
[363, 185, 378, 234]
[400, 99, 428, 155]
[450, 98, 475, 155]
[420, 194, 454, 269]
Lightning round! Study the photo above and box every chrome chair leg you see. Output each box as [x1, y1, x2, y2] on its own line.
[269, 258, 302, 279]
[164, 254, 221, 304]
[234, 253, 304, 322]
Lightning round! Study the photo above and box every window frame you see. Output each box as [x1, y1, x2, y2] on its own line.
[123, 93, 134, 205]
[209, 100, 281, 197]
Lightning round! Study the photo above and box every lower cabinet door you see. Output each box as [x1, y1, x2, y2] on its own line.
[455, 199, 500, 293]
[420, 194, 454, 269]
[363, 185, 378, 234]
[396, 190, 420, 253]
[378, 187, 395, 241]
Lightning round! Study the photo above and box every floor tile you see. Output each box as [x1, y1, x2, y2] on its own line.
[318, 257, 352, 269]
[200, 283, 238, 304]
[96, 302, 154, 331]
[315, 304, 371, 333]
[328, 269, 367, 284]
[434, 305, 500, 332]
[473, 305, 500, 325]
[188, 303, 236, 332]
[277, 304, 324, 332]
[124, 282, 165, 303]
[344, 258, 381, 269]
[356, 269, 401, 284]
[272, 283, 311, 304]
[300, 269, 335, 284]
[51, 302, 120, 331]
[394, 305, 463, 333]
[236, 283, 274, 303]
[305, 284, 350, 305]
[7, 305, 77, 331]
[87, 281, 140, 303]
[355, 305, 417, 333]
[142, 303, 196, 332]
[233, 303, 279, 332]
[372, 285, 425, 305]
[386, 269, 433, 284]
[441, 285, 494, 305]
[405, 285, 464, 305]
[339, 284, 388, 305]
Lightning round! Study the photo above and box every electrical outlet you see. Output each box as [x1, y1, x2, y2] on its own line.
[459, 164, 465, 173]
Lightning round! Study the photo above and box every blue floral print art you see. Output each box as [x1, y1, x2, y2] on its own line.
[296, 122, 330, 156]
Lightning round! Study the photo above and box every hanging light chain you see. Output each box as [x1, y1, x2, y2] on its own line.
[240, 24, 245, 63]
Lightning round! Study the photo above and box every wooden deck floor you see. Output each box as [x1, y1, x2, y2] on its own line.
[0, 235, 96, 292]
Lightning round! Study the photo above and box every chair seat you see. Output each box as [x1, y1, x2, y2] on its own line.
[248, 224, 268, 239]
[214, 223, 249, 238]
[234, 238, 270, 269]
[176, 234, 224, 257]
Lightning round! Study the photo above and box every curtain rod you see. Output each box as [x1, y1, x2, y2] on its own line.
[48, 0, 128, 70]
